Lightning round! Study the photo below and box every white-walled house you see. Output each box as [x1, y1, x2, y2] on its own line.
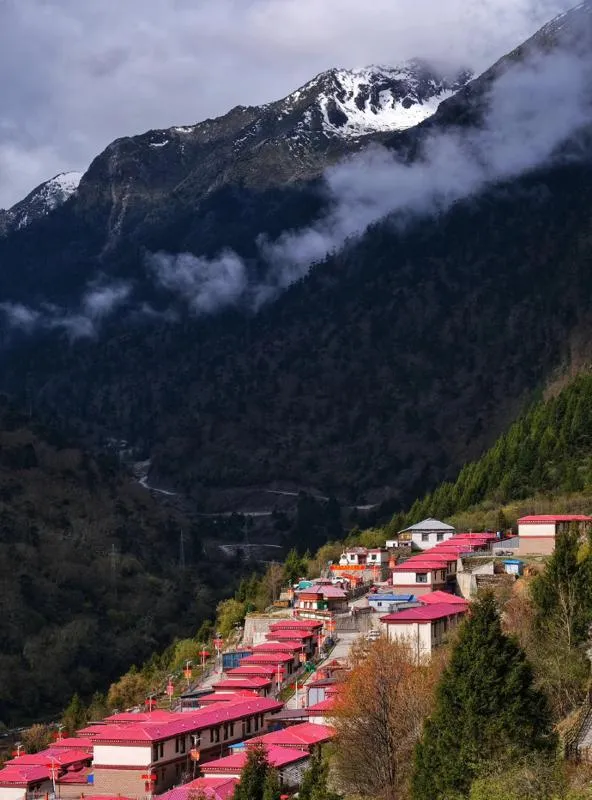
[88, 698, 282, 798]
[380, 601, 468, 662]
[399, 518, 456, 550]
[0, 766, 51, 800]
[366, 548, 389, 565]
[201, 745, 309, 788]
[518, 514, 592, 555]
[392, 560, 448, 596]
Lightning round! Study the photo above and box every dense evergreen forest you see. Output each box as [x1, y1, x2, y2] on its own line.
[399, 375, 592, 527]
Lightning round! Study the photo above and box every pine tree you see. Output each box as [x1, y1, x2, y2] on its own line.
[86, 692, 108, 723]
[61, 693, 87, 734]
[283, 548, 306, 585]
[530, 525, 592, 646]
[261, 768, 281, 800]
[299, 750, 342, 800]
[233, 742, 271, 800]
[412, 593, 555, 800]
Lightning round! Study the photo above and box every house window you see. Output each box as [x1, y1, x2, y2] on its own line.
[421, 533, 429, 542]
[210, 726, 220, 743]
[416, 573, 428, 583]
[152, 743, 164, 761]
[230, 722, 235, 737]
[246, 717, 252, 734]
[437, 533, 444, 541]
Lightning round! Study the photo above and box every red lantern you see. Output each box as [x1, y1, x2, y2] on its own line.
[213, 638, 224, 650]
[299, 652, 306, 663]
[190, 748, 200, 761]
[183, 666, 192, 680]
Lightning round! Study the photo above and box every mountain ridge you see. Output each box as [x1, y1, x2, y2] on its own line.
[0, 4, 591, 510]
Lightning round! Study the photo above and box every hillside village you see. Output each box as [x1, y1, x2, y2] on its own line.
[1, 513, 589, 800]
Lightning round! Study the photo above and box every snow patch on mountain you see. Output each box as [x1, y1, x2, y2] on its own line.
[1, 171, 83, 233]
[30, 172, 83, 216]
[282, 62, 471, 139]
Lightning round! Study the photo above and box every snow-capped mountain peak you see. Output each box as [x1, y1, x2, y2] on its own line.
[276, 60, 472, 139]
[1, 171, 83, 234]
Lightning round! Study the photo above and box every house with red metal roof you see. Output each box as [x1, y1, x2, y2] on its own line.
[391, 559, 449, 596]
[419, 590, 469, 606]
[158, 777, 237, 800]
[252, 641, 301, 654]
[380, 601, 468, 662]
[226, 664, 278, 680]
[88, 698, 282, 798]
[51, 737, 94, 752]
[0, 746, 93, 800]
[201, 744, 309, 787]
[196, 691, 260, 706]
[239, 652, 296, 673]
[518, 514, 592, 555]
[268, 620, 323, 632]
[252, 722, 335, 751]
[0, 765, 52, 800]
[293, 585, 348, 621]
[265, 620, 321, 656]
[211, 676, 272, 696]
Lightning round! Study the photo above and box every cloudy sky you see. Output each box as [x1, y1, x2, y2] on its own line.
[0, 0, 572, 207]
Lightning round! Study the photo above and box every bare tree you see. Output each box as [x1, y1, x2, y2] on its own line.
[332, 638, 445, 800]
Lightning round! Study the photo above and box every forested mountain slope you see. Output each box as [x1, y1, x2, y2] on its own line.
[0, 402, 235, 726]
[400, 374, 592, 526]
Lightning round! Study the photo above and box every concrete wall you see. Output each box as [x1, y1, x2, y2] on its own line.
[57, 780, 89, 798]
[0, 788, 27, 800]
[456, 560, 494, 598]
[94, 744, 151, 767]
[93, 766, 148, 799]
[518, 536, 556, 556]
[517, 522, 556, 555]
[456, 571, 475, 599]
[243, 616, 283, 647]
[518, 522, 556, 539]
[385, 621, 431, 663]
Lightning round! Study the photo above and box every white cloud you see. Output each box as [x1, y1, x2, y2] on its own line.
[0, 281, 131, 340]
[0, 0, 572, 206]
